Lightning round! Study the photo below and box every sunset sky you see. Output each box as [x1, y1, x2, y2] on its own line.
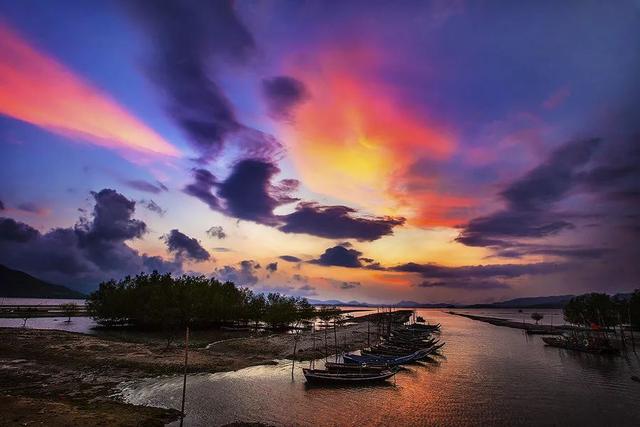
[1, 0, 638, 303]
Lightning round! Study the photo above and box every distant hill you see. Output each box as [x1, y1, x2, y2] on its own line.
[0, 264, 85, 299]
[465, 295, 576, 309]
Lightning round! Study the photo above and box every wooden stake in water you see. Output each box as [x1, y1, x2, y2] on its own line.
[180, 326, 189, 427]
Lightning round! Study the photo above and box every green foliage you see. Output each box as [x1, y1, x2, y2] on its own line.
[531, 312, 543, 324]
[563, 293, 619, 327]
[87, 272, 316, 331]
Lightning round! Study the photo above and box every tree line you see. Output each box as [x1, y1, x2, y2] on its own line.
[86, 272, 321, 330]
[563, 290, 640, 328]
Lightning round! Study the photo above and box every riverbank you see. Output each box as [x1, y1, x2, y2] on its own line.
[0, 310, 412, 425]
[447, 311, 571, 333]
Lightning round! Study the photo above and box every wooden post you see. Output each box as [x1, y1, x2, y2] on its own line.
[334, 318, 338, 362]
[179, 326, 189, 427]
[367, 319, 370, 347]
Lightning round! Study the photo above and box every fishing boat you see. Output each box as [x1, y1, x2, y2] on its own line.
[343, 348, 430, 366]
[542, 336, 619, 355]
[324, 362, 391, 373]
[302, 368, 396, 384]
[525, 328, 563, 335]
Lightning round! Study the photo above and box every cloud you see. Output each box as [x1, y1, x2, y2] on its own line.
[310, 245, 364, 268]
[215, 260, 260, 286]
[500, 138, 601, 211]
[217, 159, 298, 224]
[339, 281, 361, 290]
[279, 255, 302, 262]
[0, 189, 181, 291]
[126, 0, 282, 163]
[184, 169, 220, 210]
[417, 280, 510, 290]
[0, 217, 39, 242]
[212, 247, 232, 252]
[162, 229, 210, 262]
[183, 160, 403, 241]
[0, 200, 4, 210]
[391, 262, 567, 280]
[0, 23, 179, 158]
[206, 226, 226, 239]
[124, 179, 168, 194]
[139, 199, 166, 216]
[279, 202, 405, 241]
[456, 139, 601, 249]
[266, 262, 278, 273]
[262, 76, 309, 121]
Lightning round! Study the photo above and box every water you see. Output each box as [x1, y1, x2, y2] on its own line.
[120, 309, 640, 426]
[0, 297, 96, 334]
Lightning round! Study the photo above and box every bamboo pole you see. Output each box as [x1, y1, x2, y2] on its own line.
[179, 326, 189, 427]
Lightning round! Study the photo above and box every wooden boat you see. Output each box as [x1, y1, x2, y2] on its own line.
[324, 362, 390, 373]
[302, 368, 396, 384]
[542, 336, 619, 355]
[343, 349, 429, 366]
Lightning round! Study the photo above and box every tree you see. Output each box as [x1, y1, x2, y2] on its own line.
[61, 303, 78, 322]
[22, 307, 37, 328]
[531, 312, 544, 325]
[629, 289, 640, 328]
[563, 293, 618, 327]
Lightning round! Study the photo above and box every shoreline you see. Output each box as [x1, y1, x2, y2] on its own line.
[0, 310, 412, 425]
[447, 311, 572, 332]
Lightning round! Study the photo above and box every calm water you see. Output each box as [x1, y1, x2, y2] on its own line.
[0, 297, 96, 334]
[120, 309, 640, 426]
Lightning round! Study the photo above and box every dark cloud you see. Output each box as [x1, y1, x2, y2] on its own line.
[183, 160, 403, 241]
[184, 168, 220, 210]
[162, 229, 210, 262]
[139, 199, 166, 216]
[0, 217, 39, 242]
[417, 280, 510, 290]
[215, 260, 260, 286]
[16, 202, 46, 214]
[310, 245, 364, 268]
[0, 189, 181, 291]
[266, 262, 278, 273]
[206, 226, 226, 239]
[456, 139, 601, 250]
[217, 159, 298, 224]
[391, 262, 566, 279]
[339, 281, 361, 290]
[279, 202, 405, 241]
[262, 76, 309, 121]
[279, 255, 302, 263]
[124, 179, 168, 194]
[501, 138, 601, 211]
[127, 0, 255, 162]
[184, 159, 298, 225]
[0, 200, 4, 210]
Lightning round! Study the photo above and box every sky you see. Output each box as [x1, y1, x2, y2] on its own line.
[0, 0, 639, 304]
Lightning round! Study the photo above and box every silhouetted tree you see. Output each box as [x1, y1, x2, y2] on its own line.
[61, 303, 78, 322]
[531, 312, 544, 325]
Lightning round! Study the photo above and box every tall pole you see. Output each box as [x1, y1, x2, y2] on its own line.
[180, 326, 189, 427]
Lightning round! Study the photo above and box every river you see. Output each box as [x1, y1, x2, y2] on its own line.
[119, 309, 640, 426]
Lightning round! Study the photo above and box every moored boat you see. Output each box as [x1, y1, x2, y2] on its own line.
[542, 336, 619, 355]
[302, 368, 396, 384]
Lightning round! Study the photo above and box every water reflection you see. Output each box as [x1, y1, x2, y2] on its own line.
[120, 310, 640, 426]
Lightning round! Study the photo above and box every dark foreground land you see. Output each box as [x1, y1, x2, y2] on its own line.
[0, 311, 410, 425]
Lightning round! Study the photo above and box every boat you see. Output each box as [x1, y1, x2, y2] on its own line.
[343, 348, 430, 366]
[324, 362, 391, 373]
[302, 368, 396, 384]
[542, 336, 619, 355]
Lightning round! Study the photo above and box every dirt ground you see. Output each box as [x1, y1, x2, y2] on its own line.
[0, 310, 412, 426]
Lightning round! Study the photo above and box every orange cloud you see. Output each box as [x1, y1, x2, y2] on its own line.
[280, 47, 456, 222]
[0, 23, 179, 158]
